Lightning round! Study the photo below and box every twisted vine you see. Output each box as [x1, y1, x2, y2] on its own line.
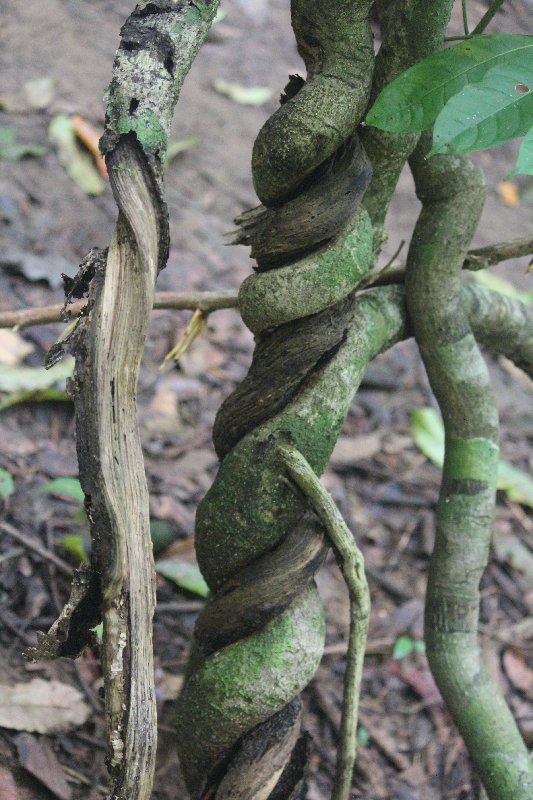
[176, 2, 377, 797]
[176, 3, 533, 798]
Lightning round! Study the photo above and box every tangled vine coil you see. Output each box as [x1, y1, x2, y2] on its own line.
[176, 2, 377, 796]
[176, 2, 533, 799]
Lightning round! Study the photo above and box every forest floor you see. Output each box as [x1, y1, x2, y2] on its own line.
[0, 2, 532, 799]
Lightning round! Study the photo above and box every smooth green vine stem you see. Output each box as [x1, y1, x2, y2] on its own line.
[279, 445, 370, 800]
[405, 133, 533, 799]
[471, 0, 506, 35]
[362, 0, 456, 251]
[461, 0, 470, 35]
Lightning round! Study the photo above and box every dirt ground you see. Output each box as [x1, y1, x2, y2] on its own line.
[0, 2, 532, 799]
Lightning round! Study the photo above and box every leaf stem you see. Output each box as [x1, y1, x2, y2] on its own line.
[462, 0, 470, 36]
[471, 0, 506, 35]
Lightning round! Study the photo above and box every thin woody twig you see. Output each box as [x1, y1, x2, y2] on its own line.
[0, 290, 239, 330]
[362, 234, 533, 288]
[278, 444, 370, 800]
[0, 520, 74, 576]
[2, 234, 530, 332]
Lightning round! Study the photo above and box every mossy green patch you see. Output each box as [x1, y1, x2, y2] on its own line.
[176, 587, 325, 794]
[185, 0, 211, 25]
[118, 111, 166, 152]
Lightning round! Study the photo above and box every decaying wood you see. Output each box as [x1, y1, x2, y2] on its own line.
[31, 3, 221, 799]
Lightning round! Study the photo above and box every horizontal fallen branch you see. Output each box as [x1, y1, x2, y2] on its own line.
[0, 290, 239, 330]
[0, 234, 531, 331]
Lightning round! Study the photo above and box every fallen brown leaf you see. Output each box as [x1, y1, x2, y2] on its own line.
[503, 648, 533, 699]
[15, 733, 71, 800]
[0, 678, 91, 733]
[0, 766, 20, 800]
[497, 181, 520, 208]
[330, 433, 381, 469]
[0, 330, 34, 366]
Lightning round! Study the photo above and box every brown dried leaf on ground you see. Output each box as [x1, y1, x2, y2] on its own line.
[503, 648, 533, 699]
[0, 679, 91, 734]
[0, 766, 21, 800]
[0, 331, 33, 367]
[330, 433, 382, 469]
[15, 732, 72, 800]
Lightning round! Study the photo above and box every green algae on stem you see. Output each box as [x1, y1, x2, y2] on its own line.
[405, 133, 533, 799]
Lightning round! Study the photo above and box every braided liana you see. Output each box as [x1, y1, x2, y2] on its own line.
[175, 2, 378, 797]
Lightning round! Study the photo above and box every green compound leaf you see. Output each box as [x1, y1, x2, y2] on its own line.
[0, 468, 14, 499]
[430, 63, 533, 156]
[509, 125, 533, 177]
[366, 34, 533, 134]
[412, 407, 533, 508]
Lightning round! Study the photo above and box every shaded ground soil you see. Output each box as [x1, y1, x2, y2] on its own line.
[1, 2, 532, 799]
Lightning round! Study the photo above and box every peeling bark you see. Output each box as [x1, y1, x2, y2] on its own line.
[34, 4, 220, 798]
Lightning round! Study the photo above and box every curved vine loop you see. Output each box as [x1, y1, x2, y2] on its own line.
[405, 135, 533, 799]
[176, 2, 377, 797]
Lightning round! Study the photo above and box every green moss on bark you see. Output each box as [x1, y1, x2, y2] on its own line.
[176, 587, 325, 794]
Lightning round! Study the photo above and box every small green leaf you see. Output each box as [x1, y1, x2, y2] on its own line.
[59, 534, 89, 564]
[412, 406, 533, 509]
[410, 407, 445, 467]
[165, 136, 197, 168]
[156, 558, 209, 598]
[509, 125, 533, 177]
[357, 726, 370, 747]
[413, 640, 426, 655]
[0, 468, 14, 499]
[497, 461, 533, 509]
[92, 622, 103, 641]
[49, 114, 105, 196]
[0, 359, 74, 411]
[212, 79, 273, 106]
[39, 477, 84, 504]
[366, 34, 533, 134]
[393, 635, 415, 660]
[213, 8, 228, 23]
[430, 63, 533, 156]
[0, 127, 47, 160]
[0, 358, 74, 394]
[0, 387, 71, 411]
[493, 531, 533, 585]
